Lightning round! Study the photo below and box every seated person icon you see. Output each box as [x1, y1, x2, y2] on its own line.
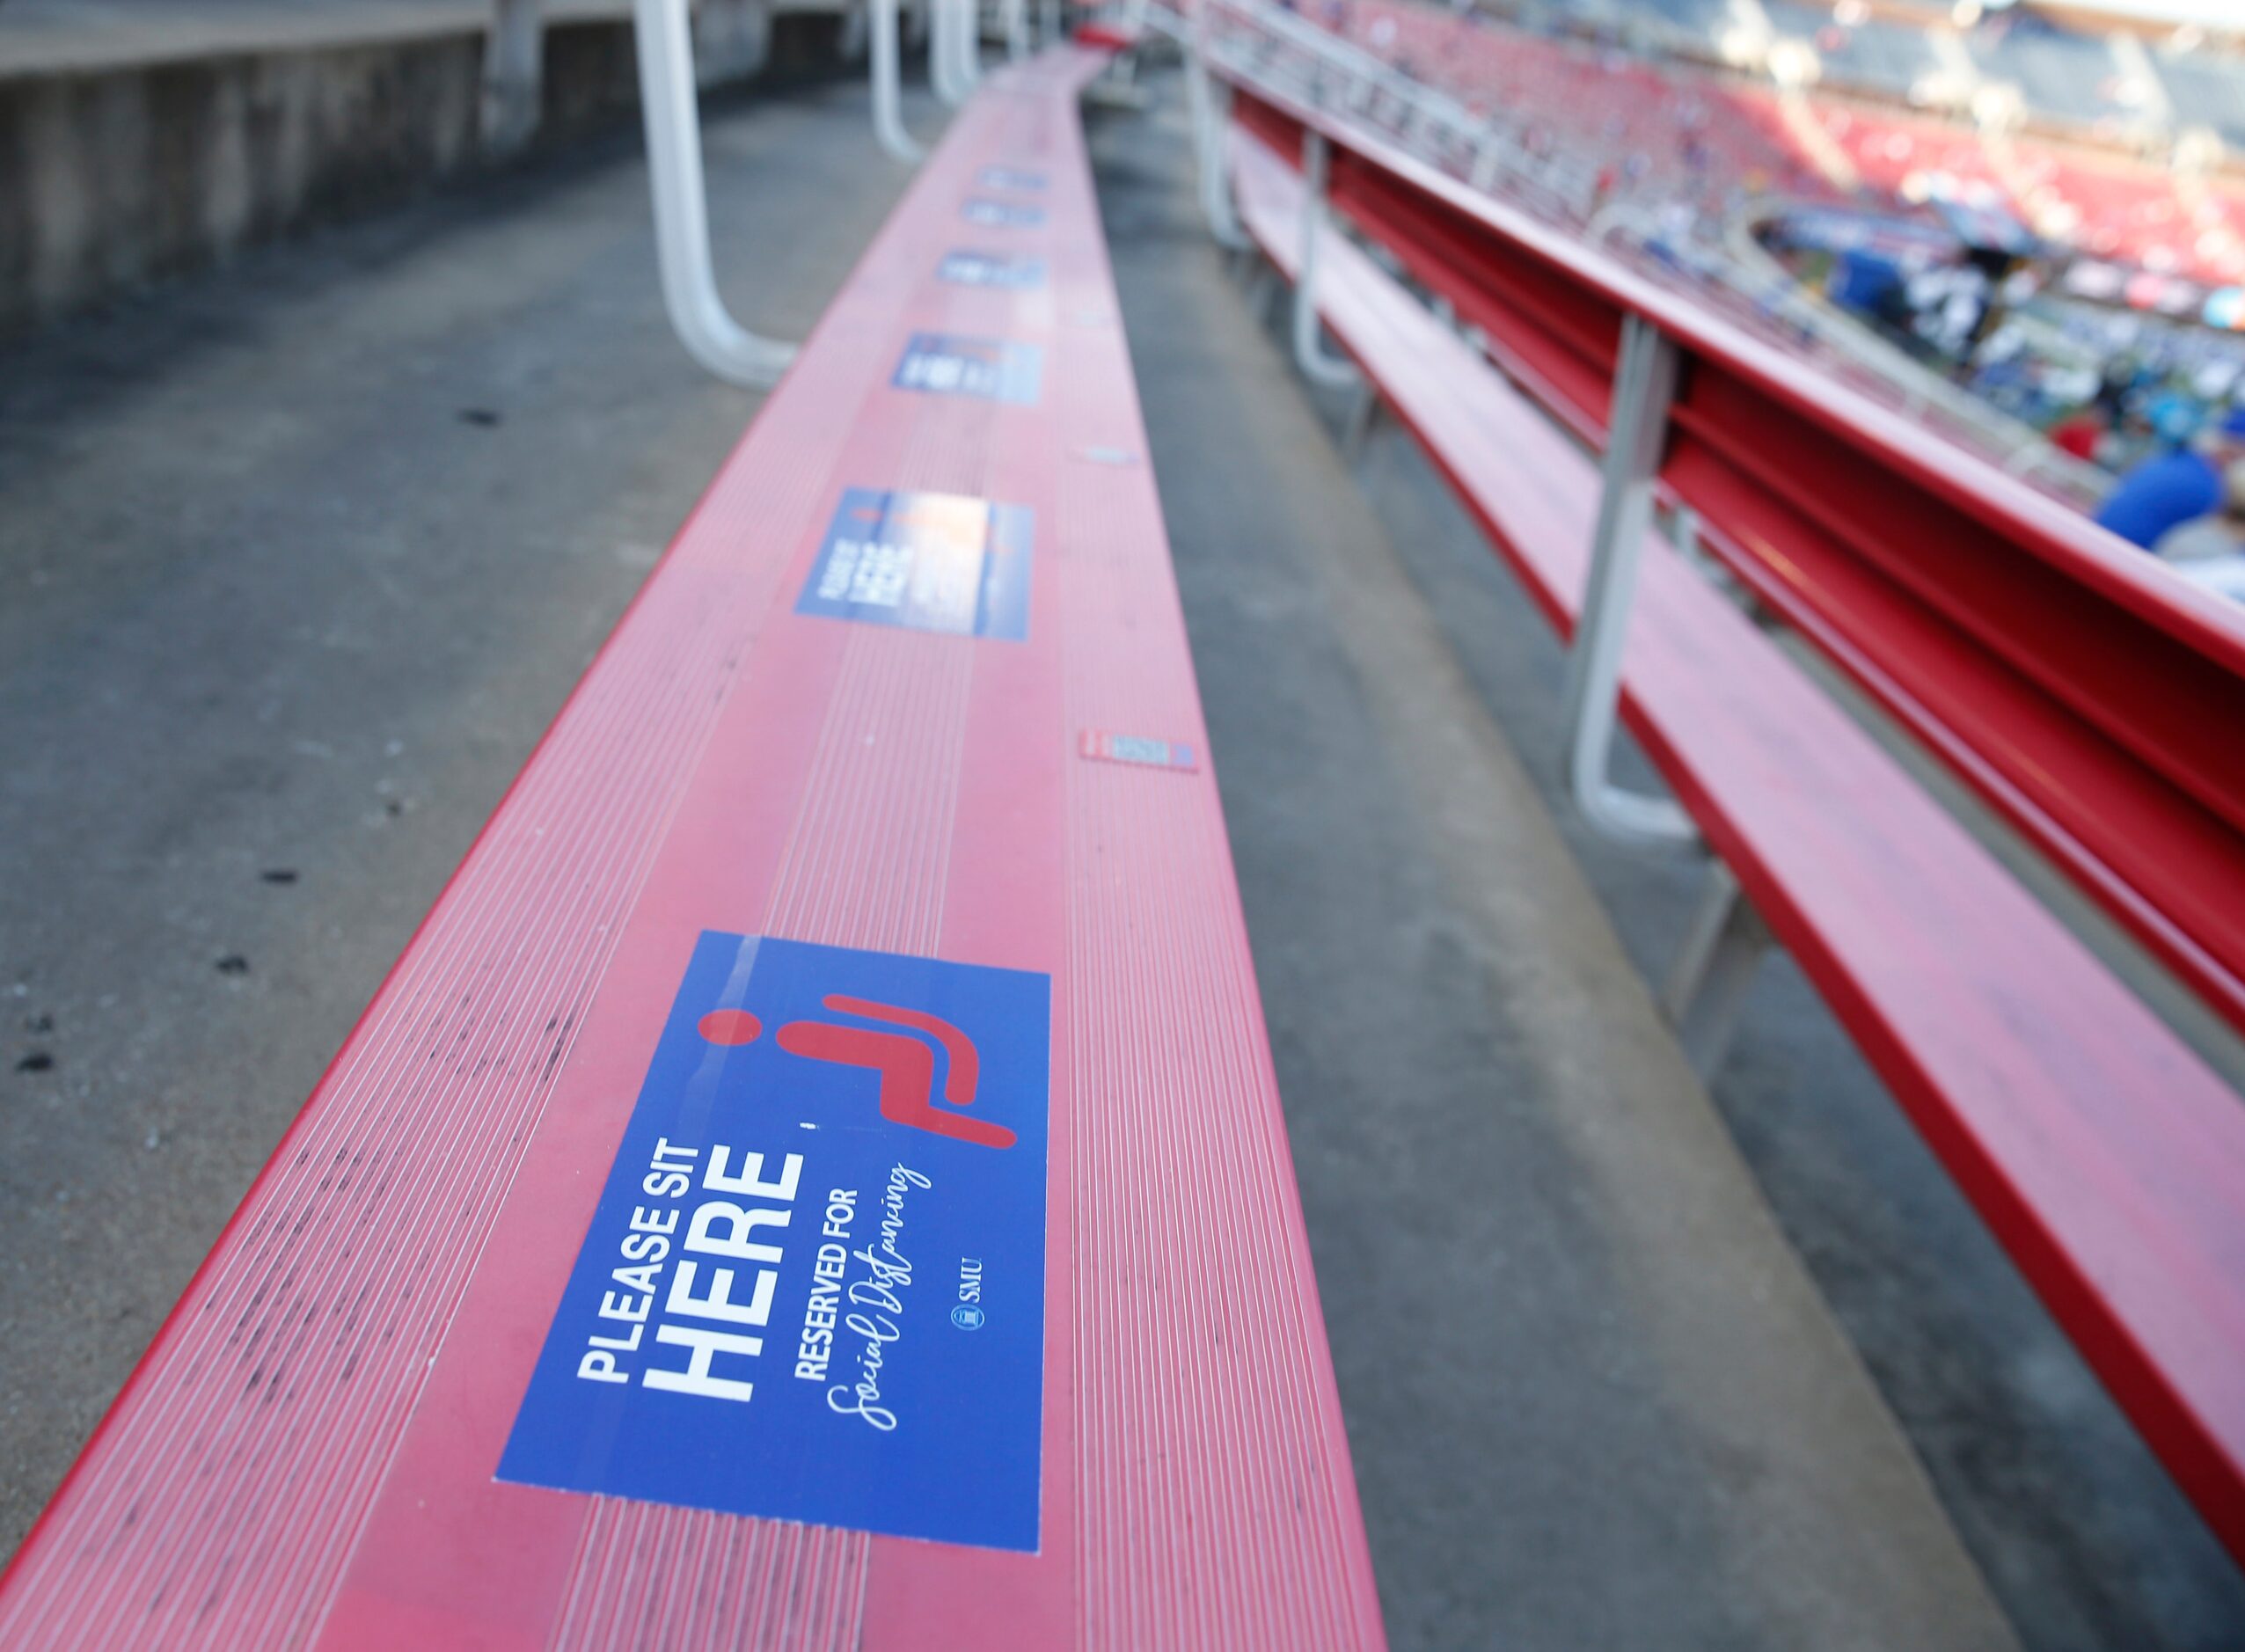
[698, 995, 1015, 1150]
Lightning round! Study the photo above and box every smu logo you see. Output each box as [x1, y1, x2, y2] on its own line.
[497, 932, 1051, 1552]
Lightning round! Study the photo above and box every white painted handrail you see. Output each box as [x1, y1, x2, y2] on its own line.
[871, 0, 925, 161]
[631, 0, 797, 386]
[1561, 314, 1697, 847]
[931, 0, 967, 105]
[954, 0, 984, 91]
[1292, 133, 1362, 389]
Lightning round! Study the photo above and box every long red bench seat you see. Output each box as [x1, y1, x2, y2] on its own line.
[0, 54, 1384, 1652]
[1230, 123, 2245, 1567]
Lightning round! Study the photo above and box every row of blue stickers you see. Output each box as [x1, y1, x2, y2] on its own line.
[502, 156, 1070, 1557]
[500, 933, 1053, 1553]
[815, 176, 1053, 641]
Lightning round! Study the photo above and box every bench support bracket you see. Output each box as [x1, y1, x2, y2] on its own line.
[1342, 380, 1384, 463]
[1189, 55, 1253, 252]
[482, 0, 545, 157]
[1661, 860, 1773, 1080]
[632, 0, 799, 387]
[931, 0, 967, 105]
[1562, 313, 1694, 846]
[1292, 133, 1362, 390]
[871, 0, 926, 161]
[953, 0, 984, 94]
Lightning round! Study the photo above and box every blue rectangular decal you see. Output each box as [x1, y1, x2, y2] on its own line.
[793, 486, 1032, 640]
[976, 164, 1047, 192]
[937, 250, 1047, 290]
[499, 933, 1052, 1553]
[960, 197, 1045, 229]
[892, 332, 1042, 406]
[1081, 728, 1198, 771]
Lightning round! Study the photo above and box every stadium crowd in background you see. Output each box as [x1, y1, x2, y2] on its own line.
[1313, 0, 2245, 592]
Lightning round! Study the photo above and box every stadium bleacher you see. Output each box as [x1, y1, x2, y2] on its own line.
[2157, 48, 2245, 150]
[1816, 14, 1946, 101]
[1339, 0, 2245, 299]
[1963, 15, 2132, 129]
[0, 35, 1386, 1649]
[6, 0, 2245, 1642]
[1204, 11, 2245, 1568]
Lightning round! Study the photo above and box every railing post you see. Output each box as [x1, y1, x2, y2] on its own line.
[631, 0, 797, 387]
[1659, 860, 1772, 1078]
[954, 0, 984, 91]
[1470, 127, 1503, 191]
[1004, 0, 1030, 60]
[1561, 312, 1695, 845]
[931, 0, 966, 104]
[1292, 131, 1361, 390]
[870, 0, 925, 160]
[1188, 50, 1251, 251]
[483, 0, 545, 157]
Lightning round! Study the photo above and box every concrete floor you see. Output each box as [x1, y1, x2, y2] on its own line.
[0, 65, 2239, 1648]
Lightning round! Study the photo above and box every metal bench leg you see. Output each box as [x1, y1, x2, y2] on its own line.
[632, 0, 798, 388]
[483, 0, 545, 157]
[1242, 258, 1280, 326]
[871, 0, 925, 162]
[930, 0, 965, 105]
[1292, 133, 1361, 391]
[1342, 379, 1384, 462]
[1188, 61, 1252, 252]
[1660, 860, 1772, 1080]
[954, 0, 983, 91]
[1561, 312, 1694, 846]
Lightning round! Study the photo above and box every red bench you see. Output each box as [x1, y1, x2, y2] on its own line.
[1224, 112, 2245, 1567]
[0, 50, 1384, 1650]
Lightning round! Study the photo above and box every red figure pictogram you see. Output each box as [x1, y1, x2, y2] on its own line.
[699, 992, 1013, 1148]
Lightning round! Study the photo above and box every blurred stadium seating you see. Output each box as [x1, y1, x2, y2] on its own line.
[1328, 0, 2245, 294]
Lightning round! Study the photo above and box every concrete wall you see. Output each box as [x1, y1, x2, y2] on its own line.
[0, 1, 861, 339]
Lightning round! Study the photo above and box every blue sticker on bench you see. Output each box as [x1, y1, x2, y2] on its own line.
[892, 333, 1043, 406]
[976, 165, 1047, 191]
[499, 932, 1053, 1553]
[938, 250, 1048, 289]
[960, 197, 1046, 229]
[794, 486, 1034, 640]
